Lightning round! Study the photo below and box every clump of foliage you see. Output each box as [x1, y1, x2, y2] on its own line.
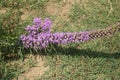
[0, 9, 22, 54]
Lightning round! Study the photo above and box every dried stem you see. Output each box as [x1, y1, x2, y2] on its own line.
[108, 0, 113, 16]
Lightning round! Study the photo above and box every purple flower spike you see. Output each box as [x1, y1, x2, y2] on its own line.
[20, 17, 92, 49]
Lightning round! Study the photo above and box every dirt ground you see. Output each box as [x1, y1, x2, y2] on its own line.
[15, 55, 49, 80]
[46, 0, 81, 20]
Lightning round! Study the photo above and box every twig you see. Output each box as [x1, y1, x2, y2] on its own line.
[108, 0, 113, 16]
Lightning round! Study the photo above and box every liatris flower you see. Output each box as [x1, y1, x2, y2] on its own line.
[20, 30, 90, 49]
[20, 18, 120, 49]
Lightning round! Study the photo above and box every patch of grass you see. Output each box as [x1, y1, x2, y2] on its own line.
[0, 0, 48, 80]
[0, 56, 20, 80]
[40, 0, 120, 80]
[0, 54, 38, 80]
[41, 54, 120, 80]
[69, 0, 120, 30]
[0, 0, 120, 80]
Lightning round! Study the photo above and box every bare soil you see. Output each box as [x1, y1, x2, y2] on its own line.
[17, 55, 49, 80]
[46, 0, 81, 20]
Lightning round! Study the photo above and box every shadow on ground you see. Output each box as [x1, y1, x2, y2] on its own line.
[54, 47, 120, 59]
[1, 45, 120, 61]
